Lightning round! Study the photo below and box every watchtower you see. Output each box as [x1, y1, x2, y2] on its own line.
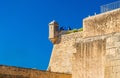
[49, 20, 59, 44]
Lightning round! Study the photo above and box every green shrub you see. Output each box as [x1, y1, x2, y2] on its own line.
[72, 29, 78, 32]
[65, 28, 83, 34]
[78, 28, 83, 31]
[66, 30, 73, 34]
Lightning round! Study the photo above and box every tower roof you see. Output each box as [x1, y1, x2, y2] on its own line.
[49, 20, 58, 25]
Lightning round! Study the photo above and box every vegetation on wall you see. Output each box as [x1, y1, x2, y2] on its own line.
[78, 28, 83, 31]
[66, 28, 83, 34]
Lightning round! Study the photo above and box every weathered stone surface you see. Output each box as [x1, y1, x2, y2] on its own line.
[83, 9, 120, 37]
[0, 65, 71, 78]
[72, 32, 120, 78]
[105, 33, 120, 78]
[48, 32, 83, 74]
[48, 8, 120, 78]
[73, 36, 105, 78]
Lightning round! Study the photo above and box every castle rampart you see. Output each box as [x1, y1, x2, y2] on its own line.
[1, 1, 120, 78]
[48, 31, 83, 74]
[48, 7, 120, 78]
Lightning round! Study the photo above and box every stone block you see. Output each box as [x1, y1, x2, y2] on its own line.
[115, 42, 120, 47]
[113, 66, 120, 73]
[106, 48, 116, 56]
[116, 72, 120, 78]
[110, 73, 116, 78]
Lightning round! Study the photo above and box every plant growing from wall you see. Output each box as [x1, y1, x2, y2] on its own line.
[72, 29, 78, 32]
[65, 28, 83, 34]
[78, 28, 83, 31]
[66, 30, 73, 34]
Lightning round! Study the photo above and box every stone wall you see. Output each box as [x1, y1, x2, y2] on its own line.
[83, 8, 120, 37]
[72, 32, 120, 78]
[0, 65, 71, 78]
[48, 5, 120, 78]
[48, 32, 83, 74]
[105, 33, 120, 78]
[73, 35, 106, 78]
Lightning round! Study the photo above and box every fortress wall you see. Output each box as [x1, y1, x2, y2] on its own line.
[0, 65, 71, 78]
[83, 8, 120, 37]
[72, 32, 120, 78]
[105, 33, 120, 78]
[73, 36, 106, 78]
[48, 32, 83, 74]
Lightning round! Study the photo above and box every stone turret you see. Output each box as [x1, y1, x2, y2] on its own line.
[49, 20, 59, 44]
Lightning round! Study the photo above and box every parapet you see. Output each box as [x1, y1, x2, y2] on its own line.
[0, 65, 71, 78]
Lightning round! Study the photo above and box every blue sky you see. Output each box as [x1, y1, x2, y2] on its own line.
[0, 0, 117, 70]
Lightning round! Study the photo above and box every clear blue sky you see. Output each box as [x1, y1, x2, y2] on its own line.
[0, 0, 117, 70]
